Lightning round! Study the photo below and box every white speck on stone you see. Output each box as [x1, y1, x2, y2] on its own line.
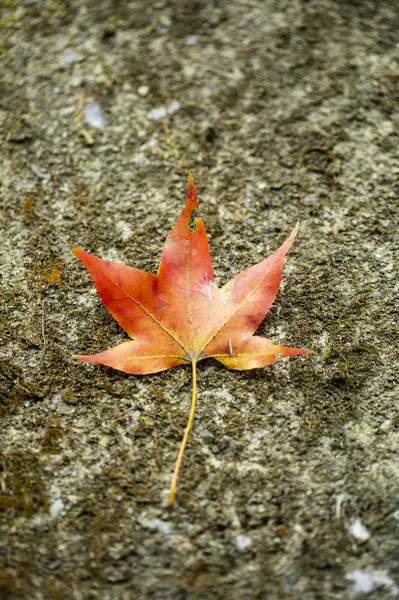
[185, 34, 198, 45]
[138, 517, 171, 534]
[345, 570, 398, 596]
[83, 102, 107, 129]
[108, 542, 125, 560]
[63, 50, 79, 64]
[147, 106, 167, 120]
[126, 411, 141, 432]
[318, 331, 329, 351]
[392, 509, 399, 521]
[31, 164, 47, 180]
[147, 99, 181, 120]
[349, 518, 370, 541]
[51, 393, 63, 406]
[132, 152, 146, 165]
[50, 498, 64, 520]
[138, 85, 149, 96]
[150, 519, 171, 534]
[116, 220, 133, 242]
[183, 64, 196, 79]
[198, 428, 214, 439]
[235, 534, 252, 552]
[202, 389, 234, 403]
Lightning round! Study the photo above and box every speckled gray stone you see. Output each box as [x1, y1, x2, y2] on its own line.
[1, 1, 398, 599]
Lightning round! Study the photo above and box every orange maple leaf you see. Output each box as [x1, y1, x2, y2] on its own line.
[73, 174, 308, 506]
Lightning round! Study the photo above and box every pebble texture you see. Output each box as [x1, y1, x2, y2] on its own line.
[0, 1, 398, 599]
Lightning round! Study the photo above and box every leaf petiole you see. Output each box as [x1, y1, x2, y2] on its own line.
[168, 360, 198, 507]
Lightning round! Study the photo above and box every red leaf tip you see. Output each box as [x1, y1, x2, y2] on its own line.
[186, 172, 198, 209]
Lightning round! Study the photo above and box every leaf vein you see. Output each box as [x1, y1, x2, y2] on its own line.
[96, 265, 187, 354]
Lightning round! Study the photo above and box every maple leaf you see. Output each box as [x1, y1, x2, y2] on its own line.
[73, 175, 308, 506]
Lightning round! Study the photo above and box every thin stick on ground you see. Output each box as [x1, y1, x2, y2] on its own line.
[41, 298, 46, 354]
[168, 360, 198, 507]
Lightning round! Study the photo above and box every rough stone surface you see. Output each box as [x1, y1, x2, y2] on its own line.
[1, 1, 398, 599]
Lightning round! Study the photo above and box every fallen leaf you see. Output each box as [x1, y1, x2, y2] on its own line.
[73, 174, 308, 506]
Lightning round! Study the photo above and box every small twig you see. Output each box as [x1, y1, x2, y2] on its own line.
[335, 493, 346, 519]
[58, 235, 72, 250]
[41, 298, 46, 354]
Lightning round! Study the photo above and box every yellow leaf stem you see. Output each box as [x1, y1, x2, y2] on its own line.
[168, 360, 197, 507]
